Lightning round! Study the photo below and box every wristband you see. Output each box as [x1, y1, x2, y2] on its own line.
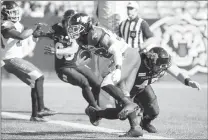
[116, 65, 121, 69]
[184, 78, 191, 86]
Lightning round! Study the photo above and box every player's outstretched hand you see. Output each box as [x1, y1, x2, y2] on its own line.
[44, 44, 55, 55]
[189, 80, 201, 90]
[32, 23, 48, 38]
[35, 23, 48, 30]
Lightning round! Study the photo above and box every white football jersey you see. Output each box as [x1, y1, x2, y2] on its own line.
[1, 21, 25, 59]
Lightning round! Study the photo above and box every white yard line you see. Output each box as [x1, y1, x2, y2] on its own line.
[2, 112, 173, 139]
[2, 82, 207, 88]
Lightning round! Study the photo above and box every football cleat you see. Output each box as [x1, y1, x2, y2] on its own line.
[85, 106, 101, 126]
[118, 102, 140, 120]
[119, 126, 143, 137]
[37, 107, 57, 117]
[30, 116, 48, 122]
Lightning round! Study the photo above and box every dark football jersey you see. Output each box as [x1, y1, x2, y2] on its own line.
[77, 26, 119, 59]
[52, 23, 79, 70]
[133, 56, 165, 89]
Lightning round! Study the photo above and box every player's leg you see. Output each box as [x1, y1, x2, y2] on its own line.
[85, 104, 122, 127]
[76, 65, 102, 103]
[57, 67, 100, 109]
[101, 72, 139, 121]
[116, 48, 141, 120]
[14, 59, 56, 117]
[115, 48, 143, 137]
[117, 73, 143, 137]
[3, 58, 54, 121]
[134, 85, 159, 133]
[30, 88, 48, 122]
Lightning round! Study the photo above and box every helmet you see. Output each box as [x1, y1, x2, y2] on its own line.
[1, 1, 21, 22]
[62, 9, 76, 27]
[63, 9, 76, 20]
[144, 47, 171, 74]
[66, 13, 92, 39]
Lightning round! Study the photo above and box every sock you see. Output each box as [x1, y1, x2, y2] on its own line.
[31, 88, 38, 117]
[128, 111, 140, 129]
[34, 76, 45, 111]
[97, 108, 122, 119]
[102, 85, 131, 105]
[91, 86, 100, 103]
[82, 86, 99, 109]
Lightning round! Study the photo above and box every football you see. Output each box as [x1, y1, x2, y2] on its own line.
[79, 50, 92, 60]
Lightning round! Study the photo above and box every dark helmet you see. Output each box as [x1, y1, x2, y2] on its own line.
[63, 9, 76, 20]
[144, 47, 171, 74]
[1, 1, 21, 22]
[65, 13, 92, 39]
[62, 9, 76, 27]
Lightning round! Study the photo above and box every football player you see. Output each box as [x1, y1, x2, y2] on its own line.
[64, 12, 144, 135]
[1, 1, 56, 122]
[87, 47, 201, 137]
[33, 10, 102, 121]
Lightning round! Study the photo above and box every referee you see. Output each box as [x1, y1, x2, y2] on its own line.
[119, 1, 154, 50]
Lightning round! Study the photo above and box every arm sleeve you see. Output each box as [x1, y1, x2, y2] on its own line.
[56, 40, 79, 55]
[167, 63, 191, 85]
[108, 42, 123, 67]
[141, 20, 154, 39]
[100, 34, 122, 66]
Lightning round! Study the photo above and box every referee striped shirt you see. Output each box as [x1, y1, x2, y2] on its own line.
[119, 16, 153, 49]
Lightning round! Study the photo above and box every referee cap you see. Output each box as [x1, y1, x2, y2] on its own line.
[127, 1, 139, 10]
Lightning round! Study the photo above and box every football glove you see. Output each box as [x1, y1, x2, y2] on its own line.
[188, 80, 201, 90]
[44, 44, 55, 55]
[112, 68, 121, 83]
[76, 49, 91, 66]
[32, 23, 49, 38]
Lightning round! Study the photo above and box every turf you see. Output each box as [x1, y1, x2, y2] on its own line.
[1, 78, 207, 139]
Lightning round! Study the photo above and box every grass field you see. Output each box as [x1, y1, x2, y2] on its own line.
[1, 77, 207, 139]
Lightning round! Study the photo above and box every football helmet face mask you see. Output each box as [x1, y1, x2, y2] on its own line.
[144, 47, 171, 74]
[65, 13, 92, 39]
[1, 1, 21, 23]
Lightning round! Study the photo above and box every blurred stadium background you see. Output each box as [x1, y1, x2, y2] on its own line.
[1, 1, 207, 80]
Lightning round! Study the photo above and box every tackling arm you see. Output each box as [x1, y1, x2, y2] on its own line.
[2, 27, 35, 40]
[167, 63, 201, 90]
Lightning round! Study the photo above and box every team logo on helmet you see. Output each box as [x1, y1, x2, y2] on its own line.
[150, 13, 207, 75]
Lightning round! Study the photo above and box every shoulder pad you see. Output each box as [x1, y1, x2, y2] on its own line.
[1, 20, 15, 31]
[87, 27, 103, 46]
